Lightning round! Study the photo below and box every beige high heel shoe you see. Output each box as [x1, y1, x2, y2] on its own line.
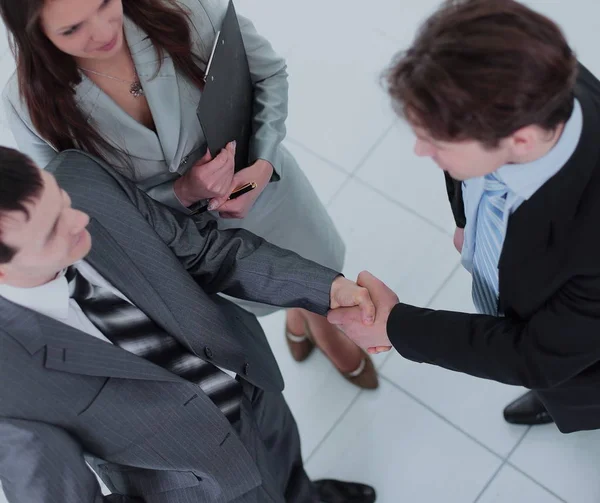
[285, 323, 379, 389]
[285, 320, 315, 362]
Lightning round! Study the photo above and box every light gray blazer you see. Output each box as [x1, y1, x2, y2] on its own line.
[0, 150, 338, 502]
[3, 0, 288, 211]
[3, 0, 346, 290]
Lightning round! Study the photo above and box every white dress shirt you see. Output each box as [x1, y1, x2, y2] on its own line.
[0, 260, 235, 377]
[461, 98, 583, 274]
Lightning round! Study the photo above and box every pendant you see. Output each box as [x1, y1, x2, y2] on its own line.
[130, 81, 144, 98]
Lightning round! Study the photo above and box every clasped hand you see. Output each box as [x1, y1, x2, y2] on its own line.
[329, 272, 397, 354]
[173, 141, 273, 218]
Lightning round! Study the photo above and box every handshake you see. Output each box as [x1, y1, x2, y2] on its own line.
[328, 272, 398, 354]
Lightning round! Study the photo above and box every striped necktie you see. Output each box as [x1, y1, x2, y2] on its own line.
[472, 173, 509, 316]
[66, 266, 242, 424]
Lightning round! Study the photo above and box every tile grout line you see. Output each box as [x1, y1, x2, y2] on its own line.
[505, 461, 569, 503]
[355, 175, 454, 236]
[377, 236, 461, 386]
[305, 389, 364, 464]
[349, 119, 397, 177]
[379, 375, 506, 460]
[375, 260, 461, 371]
[424, 261, 463, 308]
[378, 249, 565, 503]
[325, 173, 355, 209]
[288, 125, 455, 237]
[284, 136, 351, 176]
[471, 426, 531, 503]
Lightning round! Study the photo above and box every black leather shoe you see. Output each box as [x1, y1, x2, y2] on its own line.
[503, 391, 554, 425]
[314, 479, 376, 503]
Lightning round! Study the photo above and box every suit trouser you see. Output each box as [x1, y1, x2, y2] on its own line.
[234, 380, 318, 503]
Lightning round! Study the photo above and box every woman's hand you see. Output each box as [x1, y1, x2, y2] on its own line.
[214, 159, 274, 219]
[174, 142, 236, 207]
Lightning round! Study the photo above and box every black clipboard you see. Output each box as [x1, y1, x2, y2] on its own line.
[197, 0, 253, 172]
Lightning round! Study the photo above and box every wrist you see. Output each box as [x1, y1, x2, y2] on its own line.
[329, 275, 345, 307]
[255, 159, 274, 180]
[174, 176, 195, 207]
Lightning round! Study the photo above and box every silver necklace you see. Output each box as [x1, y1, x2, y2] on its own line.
[80, 67, 144, 98]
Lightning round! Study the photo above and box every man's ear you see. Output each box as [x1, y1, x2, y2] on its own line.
[506, 125, 541, 158]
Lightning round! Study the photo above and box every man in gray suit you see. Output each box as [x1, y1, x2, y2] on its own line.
[0, 147, 376, 503]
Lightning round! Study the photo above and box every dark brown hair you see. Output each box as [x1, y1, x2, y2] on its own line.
[0, 148, 43, 263]
[384, 0, 578, 147]
[0, 0, 206, 167]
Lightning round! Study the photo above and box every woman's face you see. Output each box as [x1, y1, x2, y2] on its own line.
[40, 0, 125, 62]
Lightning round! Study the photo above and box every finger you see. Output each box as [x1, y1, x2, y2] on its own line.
[207, 143, 235, 173]
[226, 140, 237, 156]
[356, 271, 389, 307]
[207, 194, 229, 211]
[191, 149, 213, 169]
[219, 211, 243, 220]
[215, 172, 253, 213]
[367, 346, 392, 355]
[214, 196, 238, 214]
[327, 306, 362, 326]
[199, 149, 213, 163]
[354, 286, 376, 325]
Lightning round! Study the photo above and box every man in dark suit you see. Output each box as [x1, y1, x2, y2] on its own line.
[329, 0, 600, 433]
[0, 147, 377, 502]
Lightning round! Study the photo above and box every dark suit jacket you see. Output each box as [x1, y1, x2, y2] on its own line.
[387, 63, 600, 434]
[0, 151, 339, 502]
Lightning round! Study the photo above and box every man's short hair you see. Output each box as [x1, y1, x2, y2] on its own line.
[0, 147, 43, 263]
[385, 0, 578, 147]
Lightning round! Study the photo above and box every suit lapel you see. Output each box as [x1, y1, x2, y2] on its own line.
[0, 296, 183, 383]
[498, 82, 600, 316]
[124, 17, 183, 165]
[85, 218, 189, 346]
[73, 17, 184, 166]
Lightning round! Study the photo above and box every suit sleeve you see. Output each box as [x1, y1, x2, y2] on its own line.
[0, 418, 139, 503]
[117, 163, 338, 315]
[386, 272, 600, 389]
[194, 0, 289, 180]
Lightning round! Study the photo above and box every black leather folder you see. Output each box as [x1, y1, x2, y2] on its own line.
[197, 0, 253, 172]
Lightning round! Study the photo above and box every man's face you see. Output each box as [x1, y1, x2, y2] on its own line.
[412, 126, 510, 181]
[0, 170, 91, 287]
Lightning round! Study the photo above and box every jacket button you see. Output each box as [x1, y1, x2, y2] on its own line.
[243, 363, 249, 375]
[204, 347, 213, 359]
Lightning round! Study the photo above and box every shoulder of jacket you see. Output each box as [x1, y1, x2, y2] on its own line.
[2, 70, 38, 126]
[175, 0, 227, 36]
[3, 70, 21, 107]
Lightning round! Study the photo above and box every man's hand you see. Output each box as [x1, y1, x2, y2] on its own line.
[214, 159, 274, 218]
[328, 271, 397, 354]
[329, 276, 376, 325]
[454, 227, 465, 253]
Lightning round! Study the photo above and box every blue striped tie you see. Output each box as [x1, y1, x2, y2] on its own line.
[472, 173, 509, 316]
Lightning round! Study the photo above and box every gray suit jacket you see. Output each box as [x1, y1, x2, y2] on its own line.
[3, 0, 288, 211]
[0, 150, 338, 502]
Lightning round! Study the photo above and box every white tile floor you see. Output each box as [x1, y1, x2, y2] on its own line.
[1, 1, 600, 502]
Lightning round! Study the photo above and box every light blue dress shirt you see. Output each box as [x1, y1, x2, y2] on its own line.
[461, 99, 583, 276]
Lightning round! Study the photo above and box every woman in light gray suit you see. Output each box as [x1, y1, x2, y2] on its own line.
[1, 0, 378, 388]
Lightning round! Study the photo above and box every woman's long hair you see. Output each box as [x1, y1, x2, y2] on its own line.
[0, 0, 206, 165]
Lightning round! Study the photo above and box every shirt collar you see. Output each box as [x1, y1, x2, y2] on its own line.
[496, 98, 583, 200]
[0, 267, 70, 321]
